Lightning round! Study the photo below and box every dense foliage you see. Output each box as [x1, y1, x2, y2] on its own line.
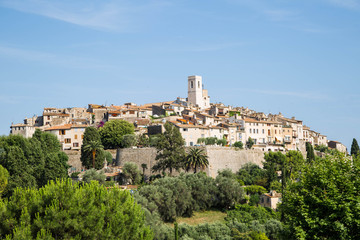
[99, 120, 135, 149]
[233, 141, 244, 149]
[281, 153, 360, 240]
[152, 122, 186, 175]
[0, 180, 153, 239]
[82, 168, 106, 184]
[236, 163, 267, 187]
[0, 164, 9, 196]
[0, 130, 69, 196]
[122, 162, 142, 185]
[80, 127, 105, 169]
[305, 142, 315, 163]
[184, 148, 209, 173]
[351, 138, 359, 156]
[135, 171, 245, 223]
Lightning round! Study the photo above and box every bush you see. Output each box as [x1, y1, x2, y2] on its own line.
[0, 180, 153, 239]
[233, 141, 244, 149]
[122, 162, 142, 185]
[82, 169, 106, 184]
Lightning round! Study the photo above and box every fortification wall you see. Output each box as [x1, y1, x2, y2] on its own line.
[204, 146, 264, 178]
[65, 147, 265, 177]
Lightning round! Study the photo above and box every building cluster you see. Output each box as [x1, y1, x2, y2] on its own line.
[10, 75, 347, 153]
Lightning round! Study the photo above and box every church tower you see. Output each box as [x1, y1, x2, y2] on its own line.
[187, 75, 210, 109]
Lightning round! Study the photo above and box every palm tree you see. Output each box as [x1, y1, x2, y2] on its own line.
[83, 140, 104, 169]
[185, 148, 209, 173]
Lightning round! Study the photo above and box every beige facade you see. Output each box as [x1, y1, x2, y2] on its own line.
[45, 124, 86, 150]
[10, 124, 37, 138]
[260, 190, 282, 210]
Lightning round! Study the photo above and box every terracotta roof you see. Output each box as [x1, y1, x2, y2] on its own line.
[175, 124, 208, 129]
[45, 124, 72, 131]
[141, 101, 174, 107]
[43, 112, 70, 117]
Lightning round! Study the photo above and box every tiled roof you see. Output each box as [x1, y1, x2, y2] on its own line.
[45, 124, 72, 131]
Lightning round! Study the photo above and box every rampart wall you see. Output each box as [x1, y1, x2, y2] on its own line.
[65, 147, 265, 177]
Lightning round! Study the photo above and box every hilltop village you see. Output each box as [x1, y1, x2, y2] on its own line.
[10, 75, 347, 154]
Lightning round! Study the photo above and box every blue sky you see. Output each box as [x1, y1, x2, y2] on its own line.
[0, 0, 359, 148]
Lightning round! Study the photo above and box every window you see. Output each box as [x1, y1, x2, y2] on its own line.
[81, 135, 84, 139]
[198, 81, 200, 88]
[73, 143, 79, 147]
[249, 129, 252, 133]
[47, 116, 50, 120]
[268, 130, 270, 135]
[74, 135, 78, 140]
[257, 129, 259, 134]
[183, 128, 188, 132]
[65, 138, 71, 143]
[190, 142, 194, 146]
[130, 110, 135, 114]
[59, 130, 65, 135]
[275, 130, 277, 134]
[191, 81, 193, 88]
[262, 129, 265, 134]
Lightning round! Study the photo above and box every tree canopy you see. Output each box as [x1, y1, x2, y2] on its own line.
[0, 179, 153, 239]
[184, 148, 209, 173]
[0, 130, 69, 196]
[80, 127, 105, 170]
[152, 122, 185, 175]
[281, 153, 360, 240]
[351, 138, 359, 156]
[99, 120, 135, 149]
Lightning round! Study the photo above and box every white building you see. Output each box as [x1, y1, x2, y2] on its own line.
[187, 75, 210, 110]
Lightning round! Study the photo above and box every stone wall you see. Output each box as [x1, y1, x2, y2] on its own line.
[204, 146, 264, 178]
[108, 148, 157, 176]
[64, 147, 265, 177]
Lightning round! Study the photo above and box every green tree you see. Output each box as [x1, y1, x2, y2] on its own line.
[0, 164, 9, 196]
[216, 169, 245, 209]
[82, 168, 106, 184]
[305, 142, 315, 163]
[121, 134, 137, 148]
[80, 127, 105, 169]
[263, 152, 284, 190]
[184, 148, 209, 173]
[104, 151, 113, 165]
[217, 138, 227, 146]
[0, 179, 153, 239]
[138, 134, 150, 147]
[233, 141, 244, 149]
[281, 153, 360, 240]
[152, 122, 185, 176]
[351, 138, 359, 156]
[0, 131, 68, 195]
[141, 163, 148, 182]
[99, 120, 135, 149]
[247, 137, 254, 149]
[236, 163, 267, 187]
[122, 162, 142, 185]
[83, 140, 104, 169]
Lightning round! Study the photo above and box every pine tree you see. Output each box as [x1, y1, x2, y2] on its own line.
[351, 138, 359, 156]
[152, 122, 185, 176]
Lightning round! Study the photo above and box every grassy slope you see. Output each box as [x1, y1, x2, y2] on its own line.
[167, 210, 227, 227]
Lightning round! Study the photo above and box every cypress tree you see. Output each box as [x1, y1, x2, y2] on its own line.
[351, 138, 360, 156]
[306, 142, 315, 163]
